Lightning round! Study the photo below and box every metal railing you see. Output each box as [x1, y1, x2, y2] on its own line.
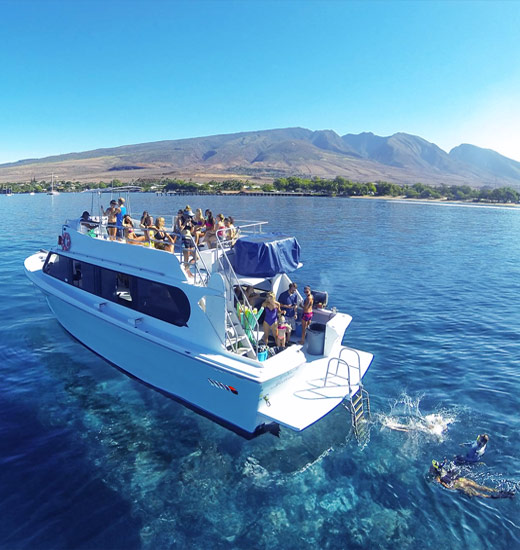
[214, 226, 262, 357]
[76, 214, 267, 359]
[324, 346, 362, 390]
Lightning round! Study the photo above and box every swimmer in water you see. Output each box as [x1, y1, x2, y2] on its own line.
[382, 413, 452, 436]
[454, 433, 489, 465]
[430, 460, 515, 499]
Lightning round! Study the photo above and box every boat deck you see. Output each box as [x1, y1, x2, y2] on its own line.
[257, 346, 373, 431]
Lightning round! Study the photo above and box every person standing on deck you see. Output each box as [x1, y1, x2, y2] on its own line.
[116, 197, 127, 240]
[101, 199, 120, 241]
[299, 285, 314, 345]
[278, 283, 299, 341]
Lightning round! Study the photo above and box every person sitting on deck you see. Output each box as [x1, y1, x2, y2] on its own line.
[139, 211, 150, 228]
[174, 209, 184, 233]
[122, 214, 147, 245]
[152, 217, 176, 252]
[80, 211, 97, 232]
[224, 216, 237, 245]
[193, 208, 205, 228]
[139, 214, 154, 242]
[262, 292, 281, 346]
[204, 211, 217, 249]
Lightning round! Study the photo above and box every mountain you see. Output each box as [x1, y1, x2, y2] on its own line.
[449, 144, 520, 182]
[0, 127, 519, 189]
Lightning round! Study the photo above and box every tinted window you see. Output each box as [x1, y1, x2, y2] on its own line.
[134, 279, 190, 326]
[72, 260, 98, 294]
[44, 253, 72, 283]
[44, 253, 190, 327]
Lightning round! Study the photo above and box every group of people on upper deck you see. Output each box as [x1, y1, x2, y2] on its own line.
[80, 200, 237, 279]
[97, 200, 237, 249]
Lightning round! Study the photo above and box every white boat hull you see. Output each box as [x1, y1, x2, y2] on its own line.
[44, 291, 264, 433]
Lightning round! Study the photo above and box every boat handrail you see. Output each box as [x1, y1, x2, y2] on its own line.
[214, 227, 261, 357]
[234, 220, 268, 235]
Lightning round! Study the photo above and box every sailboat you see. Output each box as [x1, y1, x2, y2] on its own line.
[47, 174, 60, 196]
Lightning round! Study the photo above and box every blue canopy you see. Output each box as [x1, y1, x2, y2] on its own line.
[232, 233, 301, 277]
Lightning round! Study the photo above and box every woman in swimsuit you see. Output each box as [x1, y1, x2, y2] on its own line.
[153, 217, 176, 252]
[180, 220, 196, 278]
[300, 286, 314, 345]
[215, 213, 226, 241]
[102, 200, 120, 241]
[204, 211, 216, 249]
[430, 460, 514, 499]
[262, 292, 281, 345]
[123, 215, 147, 245]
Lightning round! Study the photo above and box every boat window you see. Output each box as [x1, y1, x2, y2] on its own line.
[44, 253, 190, 327]
[133, 279, 190, 326]
[43, 253, 72, 283]
[72, 260, 98, 294]
[99, 267, 118, 301]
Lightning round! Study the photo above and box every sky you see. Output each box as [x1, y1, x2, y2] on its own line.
[0, 0, 519, 164]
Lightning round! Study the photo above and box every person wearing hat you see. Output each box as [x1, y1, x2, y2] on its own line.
[182, 205, 195, 223]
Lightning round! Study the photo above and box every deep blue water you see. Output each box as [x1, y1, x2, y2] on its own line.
[1, 193, 519, 549]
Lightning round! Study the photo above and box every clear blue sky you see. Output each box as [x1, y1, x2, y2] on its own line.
[1, 0, 519, 163]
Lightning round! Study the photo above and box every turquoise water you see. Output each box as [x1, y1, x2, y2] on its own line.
[1, 193, 519, 549]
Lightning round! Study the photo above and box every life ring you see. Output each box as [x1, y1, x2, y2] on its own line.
[62, 232, 71, 251]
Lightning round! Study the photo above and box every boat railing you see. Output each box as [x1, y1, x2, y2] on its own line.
[234, 220, 268, 236]
[324, 346, 362, 389]
[215, 227, 261, 357]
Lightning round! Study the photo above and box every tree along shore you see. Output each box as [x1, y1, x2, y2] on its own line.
[2, 176, 519, 204]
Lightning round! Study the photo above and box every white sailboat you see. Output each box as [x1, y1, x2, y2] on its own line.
[47, 174, 60, 195]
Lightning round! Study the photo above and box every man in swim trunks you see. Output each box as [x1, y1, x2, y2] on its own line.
[300, 285, 314, 345]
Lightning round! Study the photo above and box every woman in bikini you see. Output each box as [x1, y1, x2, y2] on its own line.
[102, 200, 120, 241]
[300, 286, 314, 345]
[204, 211, 216, 249]
[262, 292, 281, 346]
[123, 214, 147, 245]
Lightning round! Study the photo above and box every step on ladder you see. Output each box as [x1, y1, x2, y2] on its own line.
[343, 387, 371, 445]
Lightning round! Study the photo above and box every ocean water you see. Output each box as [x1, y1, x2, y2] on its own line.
[1, 193, 519, 549]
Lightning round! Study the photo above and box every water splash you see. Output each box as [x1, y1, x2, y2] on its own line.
[378, 393, 456, 441]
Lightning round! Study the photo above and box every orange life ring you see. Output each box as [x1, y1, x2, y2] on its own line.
[62, 232, 71, 251]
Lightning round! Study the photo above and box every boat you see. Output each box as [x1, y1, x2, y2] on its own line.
[47, 174, 59, 195]
[24, 212, 373, 436]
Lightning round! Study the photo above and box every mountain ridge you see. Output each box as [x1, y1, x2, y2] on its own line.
[0, 127, 519, 188]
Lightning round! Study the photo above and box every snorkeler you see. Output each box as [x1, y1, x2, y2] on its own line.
[454, 433, 489, 465]
[430, 460, 515, 499]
